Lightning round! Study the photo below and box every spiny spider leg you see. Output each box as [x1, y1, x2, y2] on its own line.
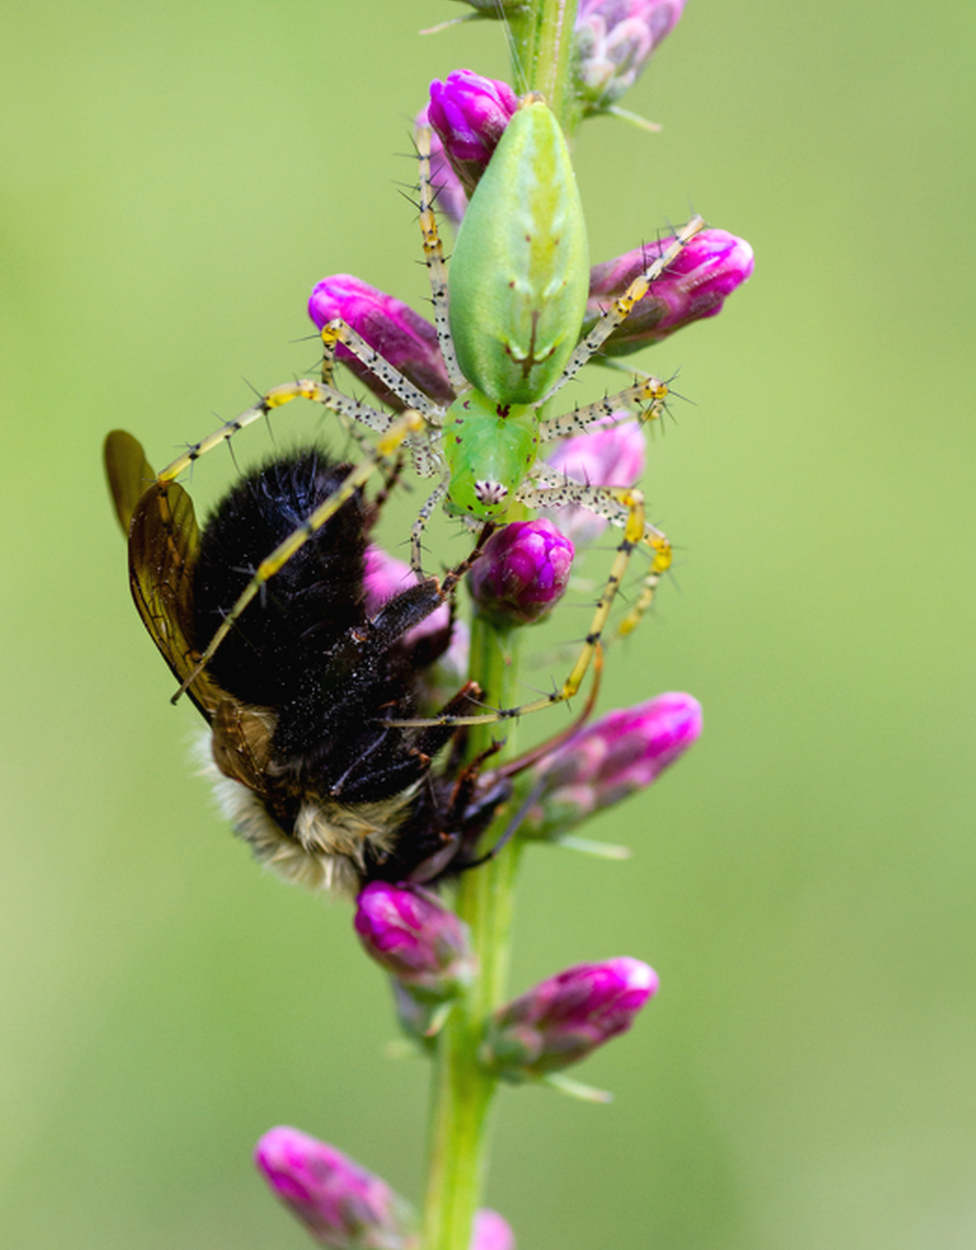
[171, 409, 427, 703]
[319, 320, 442, 418]
[411, 477, 451, 576]
[384, 488, 647, 728]
[522, 473, 672, 642]
[542, 213, 706, 400]
[537, 374, 670, 443]
[157, 379, 400, 485]
[415, 121, 465, 392]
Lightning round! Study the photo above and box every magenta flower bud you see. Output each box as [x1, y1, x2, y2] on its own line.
[467, 520, 574, 627]
[482, 958, 658, 1080]
[543, 416, 646, 545]
[574, 0, 686, 109]
[308, 274, 454, 408]
[355, 883, 476, 1001]
[254, 1127, 417, 1249]
[427, 70, 519, 195]
[521, 692, 702, 840]
[586, 229, 755, 356]
[471, 1209, 516, 1250]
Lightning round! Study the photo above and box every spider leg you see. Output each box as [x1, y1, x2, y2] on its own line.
[536, 373, 670, 443]
[415, 122, 466, 393]
[525, 472, 672, 641]
[319, 318, 443, 418]
[157, 379, 403, 485]
[384, 490, 647, 728]
[410, 476, 451, 577]
[541, 214, 706, 400]
[171, 410, 427, 702]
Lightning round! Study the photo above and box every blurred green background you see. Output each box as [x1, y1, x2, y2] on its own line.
[2, 0, 974, 1246]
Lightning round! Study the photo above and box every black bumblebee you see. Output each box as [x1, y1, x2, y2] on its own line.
[104, 431, 511, 896]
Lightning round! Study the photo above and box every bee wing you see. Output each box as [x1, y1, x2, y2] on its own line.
[127, 470, 226, 722]
[109, 428, 279, 796]
[104, 429, 157, 535]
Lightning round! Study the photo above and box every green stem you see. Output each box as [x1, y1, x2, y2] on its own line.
[419, 6, 582, 1245]
[419, 614, 523, 1250]
[509, 0, 580, 135]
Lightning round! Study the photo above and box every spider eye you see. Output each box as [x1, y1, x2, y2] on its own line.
[474, 480, 509, 506]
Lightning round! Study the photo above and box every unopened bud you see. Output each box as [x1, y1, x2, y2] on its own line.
[254, 1126, 417, 1249]
[482, 958, 658, 1080]
[574, 0, 686, 110]
[354, 883, 475, 1001]
[427, 70, 519, 195]
[586, 229, 754, 355]
[308, 274, 454, 408]
[472, 1209, 516, 1250]
[467, 520, 574, 627]
[522, 692, 702, 841]
[543, 416, 646, 545]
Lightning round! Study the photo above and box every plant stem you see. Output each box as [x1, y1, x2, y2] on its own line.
[509, 0, 580, 134]
[419, 8, 579, 1246]
[420, 616, 523, 1250]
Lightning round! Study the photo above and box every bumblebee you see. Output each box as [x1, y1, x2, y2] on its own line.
[104, 431, 510, 897]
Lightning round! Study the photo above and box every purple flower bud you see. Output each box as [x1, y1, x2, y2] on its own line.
[420, 115, 469, 229]
[543, 416, 646, 545]
[482, 958, 658, 1080]
[574, 0, 686, 109]
[308, 274, 454, 408]
[467, 520, 574, 627]
[354, 883, 476, 1001]
[472, 1209, 516, 1250]
[427, 70, 519, 195]
[254, 1126, 417, 1249]
[521, 692, 702, 840]
[586, 229, 755, 355]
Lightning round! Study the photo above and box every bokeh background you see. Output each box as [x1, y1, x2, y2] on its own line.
[2, 0, 974, 1246]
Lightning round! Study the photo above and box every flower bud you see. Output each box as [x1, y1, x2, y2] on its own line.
[586, 229, 755, 355]
[574, 0, 686, 110]
[472, 1209, 516, 1250]
[543, 416, 646, 545]
[254, 1126, 417, 1249]
[467, 520, 574, 627]
[520, 692, 702, 841]
[427, 70, 519, 195]
[308, 275, 454, 408]
[482, 958, 658, 1080]
[354, 883, 476, 1001]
